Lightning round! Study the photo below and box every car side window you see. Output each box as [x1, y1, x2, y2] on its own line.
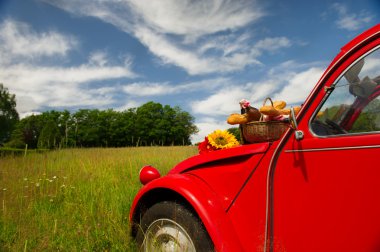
[311, 47, 380, 136]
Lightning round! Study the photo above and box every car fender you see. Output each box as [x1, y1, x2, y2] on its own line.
[130, 173, 244, 251]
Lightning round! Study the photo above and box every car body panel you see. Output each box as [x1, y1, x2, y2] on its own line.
[188, 153, 266, 211]
[226, 145, 278, 251]
[169, 142, 270, 174]
[270, 24, 380, 252]
[129, 173, 244, 251]
[130, 24, 380, 252]
[130, 143, 271, 251]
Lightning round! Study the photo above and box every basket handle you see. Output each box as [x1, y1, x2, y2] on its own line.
[262, 97, 274, 107]
[259, 97, 274, 122]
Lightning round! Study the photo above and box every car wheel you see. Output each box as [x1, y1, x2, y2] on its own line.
[136, 201, 214, 252]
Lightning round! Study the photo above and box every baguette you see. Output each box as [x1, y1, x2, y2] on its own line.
[273, 100, 286, 110]
[227, 113, 249, 125]
[259, 106, 281, 117]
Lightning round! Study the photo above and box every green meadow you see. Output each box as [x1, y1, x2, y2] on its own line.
[0, 146, 198, 251]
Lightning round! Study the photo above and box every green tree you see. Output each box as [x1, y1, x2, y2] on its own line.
[6, 101, 198, 148]
[108, 108, 136, 146]
[227, 127, 241, 142]
[159, 105, 176, 145]
[135, 102, 164, 146]
[37, 119, 61, 149]
[7, 114, 43, 148]
[171, 106, 198, 145]
[351, 99, 380, 133]
[134, 102, 198, 146]
[0, 84, 19, 145]
[5, 124, 25, 148]
[73, 109, 108, 147]
[57, 110, 74, 147]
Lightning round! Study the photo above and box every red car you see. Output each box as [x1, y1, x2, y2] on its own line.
[130, 24, 380, 252]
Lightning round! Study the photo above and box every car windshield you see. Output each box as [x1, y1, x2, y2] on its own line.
[311, 47, 380, 136]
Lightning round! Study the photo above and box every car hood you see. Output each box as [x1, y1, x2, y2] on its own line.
[169, 142, 270, 175]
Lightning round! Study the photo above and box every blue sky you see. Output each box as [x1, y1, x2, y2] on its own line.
[1, 0, 379, 143]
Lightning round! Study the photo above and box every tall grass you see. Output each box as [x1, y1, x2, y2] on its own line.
[0, 146, 198, 251]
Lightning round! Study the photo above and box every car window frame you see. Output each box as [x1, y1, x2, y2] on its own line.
[309, 45, 380, 139]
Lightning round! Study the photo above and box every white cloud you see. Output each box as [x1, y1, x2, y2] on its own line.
[19, 111, 42, 120]
[245, 80, 279, 107]
[0, 19, 137, 115]
[123, 82, 172, 96]
[1, 62, 135, 114]
[133, 26, 216, 75]
[190, 79, 279, 117]
[89, 51, 109, 67]
[4, 63, 135, 89]
[133, 26, 288, 74]
[191, 87, 247, 116]
[44, 0, 293, 75]
[115, 100, 141, 112]
[198, 33, 251, 56]
[127, 0, 264, 37]
[361, 57, 380, 77]
[331, 3, 373, 31]
[190, 62, 325, 117]
[122, 78, 230, 96]
[41, 84, 116, 107]
[274, 67, 324, 104]
[16, 96, 40, 118]
[0, 19, 77, 64]
[253, 37, 291, 53]
[192, 117, 232, 144]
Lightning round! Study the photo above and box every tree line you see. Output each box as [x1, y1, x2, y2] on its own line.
[0, 84, 198, 149]
[0, 84, 19, 144]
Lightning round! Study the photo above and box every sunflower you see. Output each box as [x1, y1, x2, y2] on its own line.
[207, 129, 239, 150]
[198, 137, 215, 154]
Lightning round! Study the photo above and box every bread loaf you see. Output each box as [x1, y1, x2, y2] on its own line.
[259, 106, 281, 117]
[273, 100, 286, 110]
[227, 113, 249, 125]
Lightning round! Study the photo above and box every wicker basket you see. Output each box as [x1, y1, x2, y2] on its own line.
[241, 120, 289, 143]
[241, 98, 289, 143]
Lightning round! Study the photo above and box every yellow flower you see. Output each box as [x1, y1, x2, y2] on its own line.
[207, 130, 239, 150]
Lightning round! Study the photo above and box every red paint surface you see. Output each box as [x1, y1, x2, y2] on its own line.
[130, 24, 380, 251]
[139, 165, 161, 185]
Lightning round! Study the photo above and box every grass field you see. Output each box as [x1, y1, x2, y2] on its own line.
[0, 146, 198, 251]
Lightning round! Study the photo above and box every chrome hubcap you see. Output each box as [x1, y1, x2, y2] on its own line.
[143, 218, 196, 252]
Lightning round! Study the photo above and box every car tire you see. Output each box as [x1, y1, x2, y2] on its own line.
[136, 201, 214, 252]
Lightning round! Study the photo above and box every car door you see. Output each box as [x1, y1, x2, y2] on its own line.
[270, 29, 380, 251]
